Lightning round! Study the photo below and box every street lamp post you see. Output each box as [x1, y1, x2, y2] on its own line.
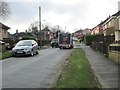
[39, 6, 42, 48]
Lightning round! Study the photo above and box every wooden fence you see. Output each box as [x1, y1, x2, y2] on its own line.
[91, 34, 115, 57]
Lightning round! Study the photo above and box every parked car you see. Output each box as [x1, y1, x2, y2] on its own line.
[12, 40, 38, 56]
[50, 39, 59, 48]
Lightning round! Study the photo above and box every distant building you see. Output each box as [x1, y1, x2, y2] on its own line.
[73, 29, 83, 38]
[82, 28, 91, 35]
[42, 27, 53, 40]
[13, 30, 37, 41]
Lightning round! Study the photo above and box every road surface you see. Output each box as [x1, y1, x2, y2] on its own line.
[1, 48, 72, 88]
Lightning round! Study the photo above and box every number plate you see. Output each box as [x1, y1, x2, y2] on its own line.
[17, 51, 23, 53]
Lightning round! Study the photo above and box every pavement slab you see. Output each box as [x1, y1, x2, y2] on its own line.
[80, 44, 119, 88]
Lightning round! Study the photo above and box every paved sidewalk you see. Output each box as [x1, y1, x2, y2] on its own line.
[81, 45, 119, 88]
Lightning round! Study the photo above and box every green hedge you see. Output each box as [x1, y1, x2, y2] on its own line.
[37, 40, 51, 46]
[21, 36, 36, 40]
[16, 36, 51, 46]
[84, 35, 96, 45]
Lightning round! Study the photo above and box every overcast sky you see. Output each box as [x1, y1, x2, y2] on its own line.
[2, 0, 119, 34]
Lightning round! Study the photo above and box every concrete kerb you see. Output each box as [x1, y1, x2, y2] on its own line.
[40, 49, 73, 88]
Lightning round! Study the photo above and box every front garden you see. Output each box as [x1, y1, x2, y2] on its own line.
[0, 51, 12, 60]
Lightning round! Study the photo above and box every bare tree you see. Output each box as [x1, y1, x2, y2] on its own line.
[29, 21, 39, 33]
[51, 25, 60, 33]
[0, 0, 11, 20]
[29, 21, 51, 33]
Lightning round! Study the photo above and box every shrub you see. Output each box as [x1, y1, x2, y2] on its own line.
[37, 40, 51, 46]
[84, 35, 96, 45]
[21, 36, 36, 40]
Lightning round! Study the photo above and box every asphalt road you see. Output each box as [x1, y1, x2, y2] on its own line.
[1, 48, 72, 88]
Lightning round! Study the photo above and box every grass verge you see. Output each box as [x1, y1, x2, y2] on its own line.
[55, 48, 100, 88]
[0, 51, 12, 60]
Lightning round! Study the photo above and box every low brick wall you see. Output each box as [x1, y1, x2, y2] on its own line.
[108, 51, 120, 64]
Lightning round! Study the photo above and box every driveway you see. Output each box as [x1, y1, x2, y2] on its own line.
[1, 48, 72, 88]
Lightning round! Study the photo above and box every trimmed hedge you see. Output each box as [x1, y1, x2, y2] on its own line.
[21, 36, 51, 46]
[21, 36, 36, 40]
[84, 35, 96, 45]
[37, 40, 51, 46]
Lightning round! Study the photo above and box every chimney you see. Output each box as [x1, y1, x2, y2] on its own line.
[25, 30, 27, 33]
[118, 1, 120, 11]
[16, 30, 18, 33]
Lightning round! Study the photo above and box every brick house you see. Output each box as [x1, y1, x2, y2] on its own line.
[0, 22, 10, 40]
[115, 14, 120, 42]
[91, 18, 109, 35]
[82, 28, 91, 35]
[73, 29, 83, 38]
[103, 11, 120, 36]
[42, 27, 53, 40]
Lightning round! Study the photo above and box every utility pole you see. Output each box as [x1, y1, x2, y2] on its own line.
[39, 6, 42, 48]
[65, 26, 66, 31]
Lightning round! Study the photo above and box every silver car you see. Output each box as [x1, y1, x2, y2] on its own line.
[12, 40, 39, 56]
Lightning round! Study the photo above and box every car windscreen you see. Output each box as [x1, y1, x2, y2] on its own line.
[16, 41, 32, 46]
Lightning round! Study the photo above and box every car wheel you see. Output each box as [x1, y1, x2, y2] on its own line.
[36, 50, 38, 54]
[12, 54, 15, 57]
[30, 50, 34, 56]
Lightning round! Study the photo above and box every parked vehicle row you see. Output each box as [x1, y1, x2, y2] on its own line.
[4, 33, 74, 57]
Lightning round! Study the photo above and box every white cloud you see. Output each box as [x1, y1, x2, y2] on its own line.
[45, 11, 72, 25]
[5, 0, 47, 2]
[3, 0, 119, 34]
[3, 19, 31, 34]
[51, 0, 83, 5]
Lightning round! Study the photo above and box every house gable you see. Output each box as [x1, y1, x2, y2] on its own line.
[0, 22, 10, 40]
[0, 22, 10, 30]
